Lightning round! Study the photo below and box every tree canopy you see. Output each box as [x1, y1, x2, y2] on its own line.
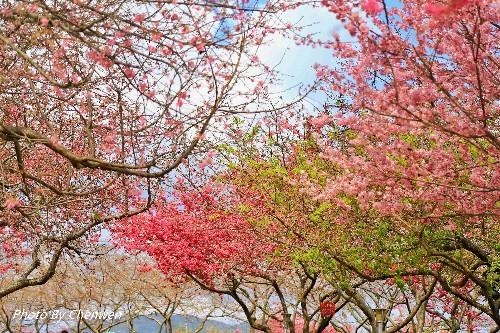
[0, 0, 498, 332]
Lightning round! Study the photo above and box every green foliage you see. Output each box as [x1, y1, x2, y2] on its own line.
[292, 248, 337, 274]
[486, 259, 500, 293]
[242, 125, 260, 144]
[394, 275, 406, 290]
[310, 202, 332, 224]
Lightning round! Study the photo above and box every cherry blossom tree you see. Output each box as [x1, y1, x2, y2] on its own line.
[114, 142, 344, 333]
[303, 0, 499, 329]
[115, 0, 500, 323]
[8, 0, 496, 331]
[0, 0, 299, 297]
[314, 0, 498, 227]
[116, 111, 481, 332]
[116, 193, 339, 333]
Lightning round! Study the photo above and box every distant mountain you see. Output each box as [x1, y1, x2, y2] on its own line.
[105, 314, 250, 333]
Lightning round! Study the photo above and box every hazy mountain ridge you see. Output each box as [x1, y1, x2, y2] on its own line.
[108, 314, 250, 333]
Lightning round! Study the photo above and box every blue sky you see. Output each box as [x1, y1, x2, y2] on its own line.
[256, 4, 353, 113]
[258, 0, 406, 111]
[258, 5, 337, 98]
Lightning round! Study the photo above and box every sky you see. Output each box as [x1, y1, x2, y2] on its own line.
[257, 0, 404, 107]
[257, 4, 339, 108]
